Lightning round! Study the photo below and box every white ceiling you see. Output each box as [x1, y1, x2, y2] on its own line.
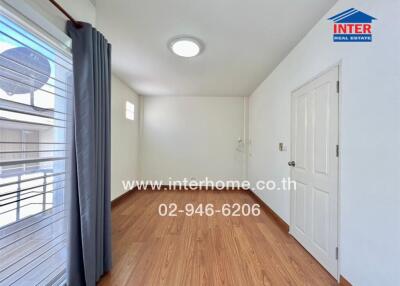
[96, 0, 337, 97]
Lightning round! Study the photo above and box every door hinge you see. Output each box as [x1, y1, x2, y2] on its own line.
[336, 81, 340, 93]
[336, 247, 339, 260]
[336, 145, 339, 157]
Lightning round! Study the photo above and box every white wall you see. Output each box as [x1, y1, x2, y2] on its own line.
[248, 1, 400, 285]
[111, 75, 141, 200]
[140, 96, 245, 182]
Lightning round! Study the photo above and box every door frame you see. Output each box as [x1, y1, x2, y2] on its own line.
[288, 63, 342, 281]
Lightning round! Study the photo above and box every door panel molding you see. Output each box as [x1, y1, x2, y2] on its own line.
[289, 65, 340, 279]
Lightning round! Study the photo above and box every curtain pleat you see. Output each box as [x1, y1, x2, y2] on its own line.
[66, 21, 112, 286]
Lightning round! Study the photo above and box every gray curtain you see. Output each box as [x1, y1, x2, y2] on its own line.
[66, 22, 112, 286]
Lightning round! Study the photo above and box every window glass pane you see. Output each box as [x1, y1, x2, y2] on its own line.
[125, 101, 134, 120]
[0, 11, 72, 285]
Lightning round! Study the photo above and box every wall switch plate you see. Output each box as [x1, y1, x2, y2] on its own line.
[279, 143, 287, 151]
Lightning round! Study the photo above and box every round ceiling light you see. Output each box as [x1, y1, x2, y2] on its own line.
[169, 37, 203, 58]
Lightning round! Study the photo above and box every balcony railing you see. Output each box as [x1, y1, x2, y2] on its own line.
[0, 167, 67, 285]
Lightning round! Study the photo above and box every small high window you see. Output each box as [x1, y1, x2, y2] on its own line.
[125, 101, 135, 120]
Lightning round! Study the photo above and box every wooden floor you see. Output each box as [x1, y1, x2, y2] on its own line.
[98, 190, 337, 286]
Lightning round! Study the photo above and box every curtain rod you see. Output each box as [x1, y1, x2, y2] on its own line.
[48, 0, 82, 28]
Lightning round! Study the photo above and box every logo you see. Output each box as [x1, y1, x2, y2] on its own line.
[328, 8, 376, 42]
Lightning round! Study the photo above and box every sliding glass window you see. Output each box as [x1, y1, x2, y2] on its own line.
[0, 10, 73, 285]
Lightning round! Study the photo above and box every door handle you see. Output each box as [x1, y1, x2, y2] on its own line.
[288, 161, 296, 167]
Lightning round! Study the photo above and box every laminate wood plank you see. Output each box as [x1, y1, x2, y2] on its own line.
[98, 189, 337, 286]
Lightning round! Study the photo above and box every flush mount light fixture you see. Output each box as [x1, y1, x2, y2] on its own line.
[169, 36, 203, 58]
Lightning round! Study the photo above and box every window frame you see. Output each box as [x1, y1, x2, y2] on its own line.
[125, 100, 135, 121]
[0, 6, 73, 285]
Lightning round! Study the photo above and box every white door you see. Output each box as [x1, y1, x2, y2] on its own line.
[289, 66, 339, 278]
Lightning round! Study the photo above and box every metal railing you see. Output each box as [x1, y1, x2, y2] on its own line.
[0, 167, 64, 229]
